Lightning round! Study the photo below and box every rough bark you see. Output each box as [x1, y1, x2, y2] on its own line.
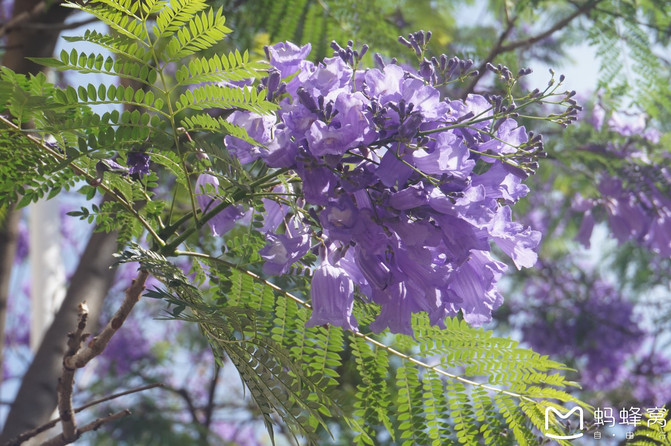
[0, 230, 118, 441]
[0, 0, 121, 440]
[0, 0, 76, 387]
[0, 207, 19, 384]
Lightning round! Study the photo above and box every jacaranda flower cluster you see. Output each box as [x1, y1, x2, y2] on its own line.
[573, 106, 671, 256]
[200, 38, 545, 335]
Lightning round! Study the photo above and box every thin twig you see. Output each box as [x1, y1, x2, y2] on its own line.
[204, 364, 221, 430]
[39, 410, 131, 446]
[64, 270, 149, 369]
[461, 0, 603, 97]
[461, 17, 517, 99]
[498, 0, 603, 53]
[6, 384, 162, 446]
[21, 17, 98, 31]
[75, 383, 163, 414]
[175, 250, 549, 404]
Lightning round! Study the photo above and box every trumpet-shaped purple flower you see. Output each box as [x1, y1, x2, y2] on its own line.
[196, 173, 245, 237]
[259, 219, 311, 275]
[306, 253, 358, 331]
[223, 111, 275, 163]
[265, 41, 312, 79]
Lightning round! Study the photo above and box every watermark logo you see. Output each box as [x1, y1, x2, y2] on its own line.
[545, 406, 584, 440]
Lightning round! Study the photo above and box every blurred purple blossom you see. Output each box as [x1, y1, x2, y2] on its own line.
[196, 173, 246, 237]
[518, 265, 647, 392]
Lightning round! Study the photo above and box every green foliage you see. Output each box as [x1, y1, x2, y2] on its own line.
[626, 407, 671, 446]
[229, 0, 399, 60]
[588, 0, 671, 119]
[0, 1, 596, 445]
[0, 0, 273, 241]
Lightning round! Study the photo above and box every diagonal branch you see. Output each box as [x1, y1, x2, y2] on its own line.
[499, 0, 603, 53]
[4, 384, 162, 446]
[39, 410, 131, 446]
[461, 0, 603, 97]
[461, 18, 517, 99]
[64, 270, 149, 369]
[175, 251, 549, 404]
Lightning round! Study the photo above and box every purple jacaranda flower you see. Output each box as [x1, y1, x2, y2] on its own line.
[575, 211, 595, 248]
[262, 124, 298, 168]
[369, 281, 417, 336]
[388, 183, 428, 210]
[306, 252, 358, 331]
[319, 194, 363, 241]
[518, 268, 645, 393]
[479, 119, 528, 160]
[265, 41, 312, 79]
[196, 173, 245, 237]
[126, 151, 151, 177]
[355, 250, 393, 291]
[471, 162, 529, 202]
[375, 149, 415, 187]
[489, 206, 541, 269]
[295, 163, 336, 205]
[399, 77, 448, 120]
[363, 64, 404, 104]
[589, 101, 606, 129]
[224, 111, 275, 163]
[433, 214, 489, 265]
[608, 110, 646, 137]
[282, 100, 318, 134]
[306, 92, 376, 157]
[449, 94, 492, 128]
[260, 187, 290, 233]
[447, 250, 506, 326]
[303, 57, 352, 100]
[241, 42, 551, 334]
[599, 177, 648, 243]
[260, 218, 311, 275]
[412, 131, 474, 178]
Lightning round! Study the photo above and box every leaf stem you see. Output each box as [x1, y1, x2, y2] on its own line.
[0, 115, 166, 247]
[173, 250, 547, 405]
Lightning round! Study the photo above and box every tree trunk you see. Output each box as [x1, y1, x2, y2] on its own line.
[0, 0, 121, 440]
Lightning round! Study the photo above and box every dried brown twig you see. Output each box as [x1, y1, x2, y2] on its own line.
[1, 270, 151, 446]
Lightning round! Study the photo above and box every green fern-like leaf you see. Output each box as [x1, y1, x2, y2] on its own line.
[174, 84, 277, 115]
[154, 0, 208, 38]
[165, 7, 232, 60]
[174, 50, 269, 86]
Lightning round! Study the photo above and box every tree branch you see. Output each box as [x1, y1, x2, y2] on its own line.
[39, 410, 131, 446]
[461, 18, 517, 99]
[64, 270, 149, 369]
[461, 0, 603, 97]
[21, 17, 99, 31]
[499, 0, 603, 53]
[57, 302, 90, 442]
[204, 364, 221, 430]
[4, 384, 162, 446]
